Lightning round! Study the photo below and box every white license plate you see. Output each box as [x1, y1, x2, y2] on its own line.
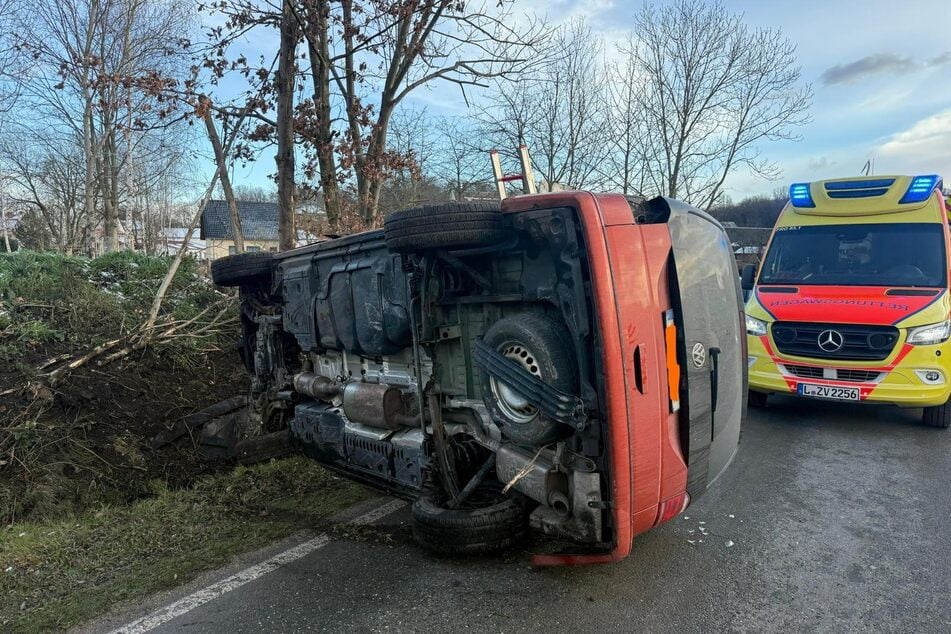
[797, 383, 859, 401]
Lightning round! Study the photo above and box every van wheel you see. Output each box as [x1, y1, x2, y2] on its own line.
[478, 313, 578, 445]
[210, 252, 274, 287]
[383, 202, 507, 253]
[411, 488, 529, 556]
[922, 402, 951, 428]
[748, 390, 768, 408]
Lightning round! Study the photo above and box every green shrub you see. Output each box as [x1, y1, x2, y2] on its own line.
[14, 320, 64, 345]
[0, 251, 232, 365]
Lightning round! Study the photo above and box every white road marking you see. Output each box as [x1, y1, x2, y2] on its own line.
[109, 498, 407, 634]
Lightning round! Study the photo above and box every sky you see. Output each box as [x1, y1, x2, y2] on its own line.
[223, 0, 951, 202]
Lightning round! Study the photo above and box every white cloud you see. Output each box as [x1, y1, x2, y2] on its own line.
[876, 109, 951, 176]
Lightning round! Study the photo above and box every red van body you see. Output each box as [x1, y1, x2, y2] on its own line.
[212, 192, 745, 564]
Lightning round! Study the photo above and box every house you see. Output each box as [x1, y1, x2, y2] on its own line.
[159, 227, 206, 259]
[200, 200, 280, 261]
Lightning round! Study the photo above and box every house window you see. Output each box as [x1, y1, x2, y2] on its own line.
[269, 247, 277, 252]
[228, 245, 237, 255]
[247, 245, 262, 252]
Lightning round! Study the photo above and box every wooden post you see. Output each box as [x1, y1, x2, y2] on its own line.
[203, 105, 245, 254]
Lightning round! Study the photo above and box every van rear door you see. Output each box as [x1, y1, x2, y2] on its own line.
[663, 198, 746, 499]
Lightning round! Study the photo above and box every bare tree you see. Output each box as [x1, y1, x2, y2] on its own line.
[430, 116, 491, 201]
[476, 19, 609, 192]
[206, 1, 547, 226]
[8, 0, 194, 253]
[628, 0, 811, 209]
[233, 185, 278, 203]
[2, 137, 87, 253]
[378, 106, 438, 214]
[0, 0, 21, 119]
[602, 56, 650, 196]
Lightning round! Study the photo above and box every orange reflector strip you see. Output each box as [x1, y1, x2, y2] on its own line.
[665, 321, 681, 411]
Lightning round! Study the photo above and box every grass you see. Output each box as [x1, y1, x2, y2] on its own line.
[0, 457, 372, 633]
[0, 252, 373, 632]
[0, 250, 244, 524]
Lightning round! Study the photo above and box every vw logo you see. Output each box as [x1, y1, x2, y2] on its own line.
[817, 329, 844, 353]
[691, 342, 706, 368]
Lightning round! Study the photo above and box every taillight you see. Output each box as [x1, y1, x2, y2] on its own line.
[655, 491, 690, 527]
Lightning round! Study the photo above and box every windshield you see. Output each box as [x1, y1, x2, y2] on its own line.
[758, 223, 947, 287]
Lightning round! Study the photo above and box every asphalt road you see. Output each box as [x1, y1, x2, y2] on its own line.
[105, 396, 951, 633]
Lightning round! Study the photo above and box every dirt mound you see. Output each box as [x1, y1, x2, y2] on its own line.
[0, 251, 248, 523]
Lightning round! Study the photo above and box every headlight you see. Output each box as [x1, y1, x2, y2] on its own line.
[746, 315, 767, 336]
[907, 320, 951, 346]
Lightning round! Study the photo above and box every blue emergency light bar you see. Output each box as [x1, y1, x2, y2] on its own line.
[789, 182, 815, 208]
[899, 174, 941, 205]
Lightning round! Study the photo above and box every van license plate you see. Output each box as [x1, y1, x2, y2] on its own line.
[797, 383, 859, 401]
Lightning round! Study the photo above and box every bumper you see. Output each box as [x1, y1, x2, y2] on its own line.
[748, 334, 951, 407]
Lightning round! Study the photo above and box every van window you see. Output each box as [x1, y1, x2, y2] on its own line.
[759, 223, 946, 287]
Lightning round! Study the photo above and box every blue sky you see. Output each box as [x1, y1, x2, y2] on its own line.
[222, 0, 951, 201]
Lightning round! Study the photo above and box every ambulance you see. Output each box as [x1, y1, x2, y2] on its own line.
[743, 175, 951, 427]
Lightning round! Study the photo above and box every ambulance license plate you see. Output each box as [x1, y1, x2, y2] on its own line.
[797, 383, 859, 401]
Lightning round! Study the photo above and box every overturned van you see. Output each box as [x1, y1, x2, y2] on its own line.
[211, 192, 746, 564]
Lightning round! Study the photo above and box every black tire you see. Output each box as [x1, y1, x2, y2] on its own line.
[922, 402, 951, 428]
[411, 489, 529, 556]
[211, 251, 274, 287]
[748, 390, 768, 408]
[384, 202, 507, 253]
[478, 312, 578, 445]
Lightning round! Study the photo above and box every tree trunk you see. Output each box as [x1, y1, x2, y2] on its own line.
[275, 0, 299, 251]
[1, 192, 10, 253]
[307, 20, 341, 228]
[359, 107, 393, 223]
[104, 127, 120, 252]
[82, 98, 97, 256]
[203, 107, 244, 253]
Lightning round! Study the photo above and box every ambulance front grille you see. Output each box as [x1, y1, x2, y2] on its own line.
[771, 321, 899, 361]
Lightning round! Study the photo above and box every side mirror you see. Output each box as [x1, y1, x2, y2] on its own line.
[741, 264, 756, 291]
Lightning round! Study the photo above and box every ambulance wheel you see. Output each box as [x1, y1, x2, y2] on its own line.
[922, 402, 951, 428]
[748, 390, 768, 408]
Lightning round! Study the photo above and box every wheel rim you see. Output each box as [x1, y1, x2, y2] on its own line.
[490, 341, 542, 424]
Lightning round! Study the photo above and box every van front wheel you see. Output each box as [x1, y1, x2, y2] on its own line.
[922, 402, 951, 428]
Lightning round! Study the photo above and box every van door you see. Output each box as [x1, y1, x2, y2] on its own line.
[663, 198, 746, 499]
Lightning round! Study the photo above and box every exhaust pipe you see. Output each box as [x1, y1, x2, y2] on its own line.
[293, 373, 409, 430]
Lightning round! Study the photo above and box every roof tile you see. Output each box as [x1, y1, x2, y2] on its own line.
[200, 200, 279, 241]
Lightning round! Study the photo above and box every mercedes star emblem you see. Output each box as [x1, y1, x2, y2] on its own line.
[817, 329, 844, 353]
[692, 342, 706, 368]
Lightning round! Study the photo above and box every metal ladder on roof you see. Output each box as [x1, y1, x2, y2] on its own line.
[489, 145, 537, 200]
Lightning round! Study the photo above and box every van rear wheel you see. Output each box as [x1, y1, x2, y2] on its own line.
[411, 488, 529, 556]
[922, 402, 951, 428]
